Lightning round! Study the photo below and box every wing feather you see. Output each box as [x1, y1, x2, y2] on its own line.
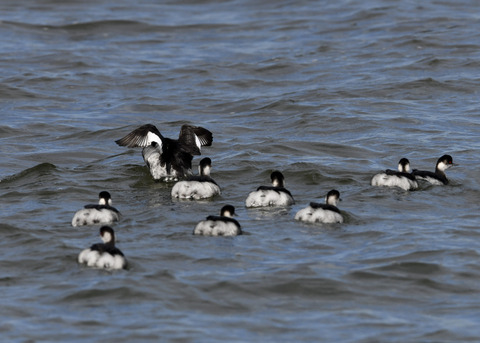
[115, 124, 163, 148]
[178, 125, 213, 155]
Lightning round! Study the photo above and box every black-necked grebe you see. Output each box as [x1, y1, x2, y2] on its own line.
[371, 158, 418, 191]
[193, 205, 242, 236]
[245, 171, 294, 207]
[171, 157, 221, 199]
[295, 189, 343, 224]
[78, 226, 127, 270]
[115, 124, 213, 181]
[72, 191, 120, 227]
[412, 154, 454, 185]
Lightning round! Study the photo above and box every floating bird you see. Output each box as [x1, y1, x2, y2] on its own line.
[193, 205, 242, 236]
[245, 171, 294, 207]
[171, 157, 221, 199]
[295, 189, 343, 224]
[371, 158, 418, 191]
[72, 191, 120, 227]
[78, 226, 127, 270]
[116, 124, 213, 181]
[412, 154, 455, 185]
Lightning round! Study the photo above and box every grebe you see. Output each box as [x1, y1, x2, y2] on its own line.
[245, 171, 294, 207]
[371, 158, 418, 191]
[171, 157, 221, 199]
[72, 191, 120, 227]
[295, 189, 343, 224]
[116, 124, 213, 181]
[193, 205, 242, 236]
[412, 154, 455, 185]
[78, 226, 127, 270]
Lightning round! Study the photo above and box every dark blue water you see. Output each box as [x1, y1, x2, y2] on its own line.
[1, 0, 480, 342]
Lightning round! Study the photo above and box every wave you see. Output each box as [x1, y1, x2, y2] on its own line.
[1, 19, 233, 37]
[1, 163, 57, 185]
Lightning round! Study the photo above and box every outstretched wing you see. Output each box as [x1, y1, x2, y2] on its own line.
[178, 125, 213, 155]
[115, 124, 163, 148]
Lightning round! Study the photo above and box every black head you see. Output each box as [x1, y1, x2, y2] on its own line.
[270, 171, 285, 187]
[99, 191, 111, 200]
[438, 154, 453, 165]
[220, 204, 236, 217]
[325, 189, 341, 206]
[199, 157, 212, 167]
[199, 157, 212, 172]
[436, 154, 454, 172]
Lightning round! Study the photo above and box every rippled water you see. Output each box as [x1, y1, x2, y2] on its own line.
[1, 0, 480, 342]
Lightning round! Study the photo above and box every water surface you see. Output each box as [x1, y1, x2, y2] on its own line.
[1, 0, 480, 342]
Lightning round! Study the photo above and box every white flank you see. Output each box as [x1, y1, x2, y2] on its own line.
[78, 249, 125, 270]
[245, 190, 294, 208]
[371, 173, 418, 191]
[194, 220, 239, 236]
[96, 253, 126, 270]
[71, 208, 120, 227]
[295, 206, 343, 224]
[171, 181, 220, 199]
[417, 175, 444, 185]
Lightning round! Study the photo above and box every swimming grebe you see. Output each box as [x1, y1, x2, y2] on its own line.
[78, 226, 127, 270]
[193, 205, 242, 236]
[116, 124, 213, 181]
[245, 171, 294, 207]
[72, 191, 120, 227]
[295, 189, 343, 224]
[371, 158, 418, 191]
[171, 157, 221, 199]
[412, 154, 455, 185]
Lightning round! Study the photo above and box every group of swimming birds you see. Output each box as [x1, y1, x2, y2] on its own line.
[74, 123, 456, 270]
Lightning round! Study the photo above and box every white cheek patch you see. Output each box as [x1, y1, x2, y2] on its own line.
[424, 176, 444, 185]
[202, 165, 211, 176]
[327, 195, 338, 206]
[437, 161, 450, 171]
[102, 231, 113, 243]
[99, 198, 107, 205]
